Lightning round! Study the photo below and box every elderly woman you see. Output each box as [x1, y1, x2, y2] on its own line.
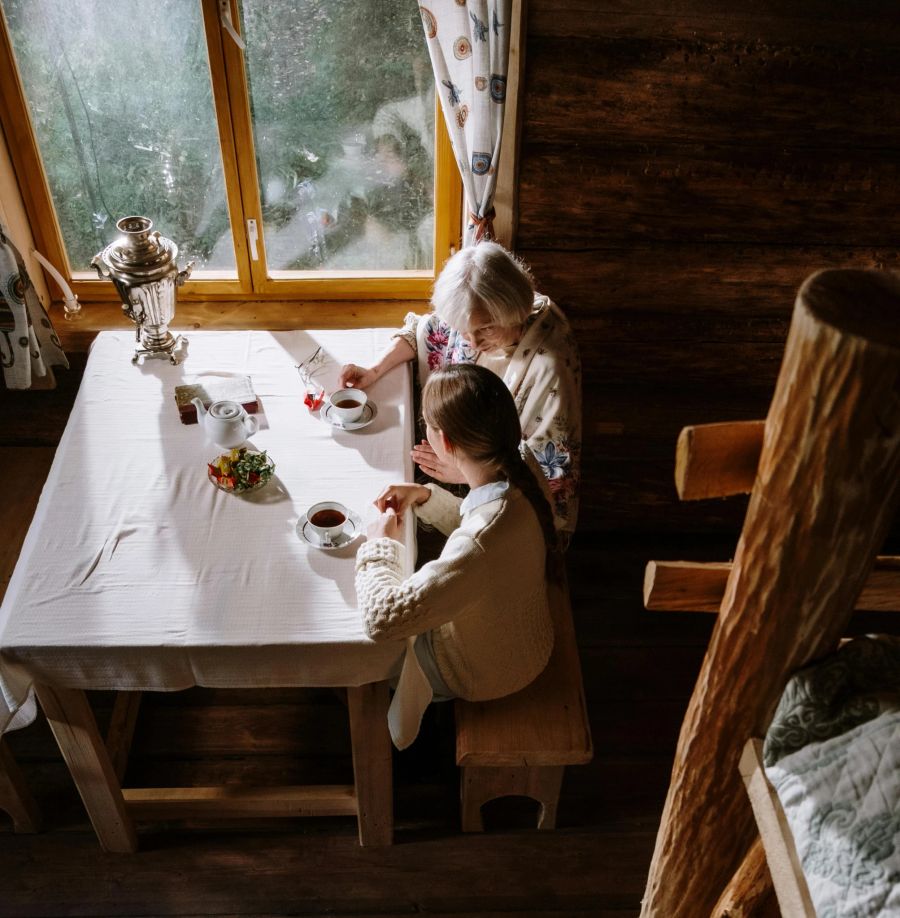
[340, 242, 581, 539]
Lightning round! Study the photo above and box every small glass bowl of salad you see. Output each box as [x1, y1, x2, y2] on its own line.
[207, 447, 275, 493]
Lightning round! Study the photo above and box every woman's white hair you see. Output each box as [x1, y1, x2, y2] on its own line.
[431, 242, 535, 330]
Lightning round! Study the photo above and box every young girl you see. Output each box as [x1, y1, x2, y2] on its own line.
[355, 363, 556, 702]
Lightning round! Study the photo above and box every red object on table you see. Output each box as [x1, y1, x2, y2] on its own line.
[304, 388, 325, 412]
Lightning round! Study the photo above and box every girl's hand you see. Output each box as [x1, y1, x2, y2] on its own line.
[373, 483, 431, 515]
[367, 507, 401, 541]
[338, 364, 378, 389]
[411, 440, 466, 484]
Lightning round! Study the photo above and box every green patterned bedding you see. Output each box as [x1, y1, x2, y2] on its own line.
[764, 636, 900, 918]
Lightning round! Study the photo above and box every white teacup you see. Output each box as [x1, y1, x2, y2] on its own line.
[306, 501, 349, 545]
[329, 388, 367, 424]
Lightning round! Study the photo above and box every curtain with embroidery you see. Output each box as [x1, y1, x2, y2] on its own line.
[419, 0, 510, 246]
[0, 226, 68, 389]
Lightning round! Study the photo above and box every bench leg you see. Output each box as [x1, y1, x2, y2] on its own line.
[460, 765, 565, 832]
[0, 739, 41, 833]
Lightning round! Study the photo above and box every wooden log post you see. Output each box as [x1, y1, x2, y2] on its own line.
[640, 269, 900, 917]
[710, 837, 780, 918]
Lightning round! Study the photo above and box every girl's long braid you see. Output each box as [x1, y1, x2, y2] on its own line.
[498, 446, 563, 582]
[423, 364, 561, 581]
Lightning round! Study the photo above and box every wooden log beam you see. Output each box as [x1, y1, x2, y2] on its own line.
[710, 837, 779, 918]
[644, 557, 900, 613]
[675, 421, 765, 500]
[640, 269, 900, 917]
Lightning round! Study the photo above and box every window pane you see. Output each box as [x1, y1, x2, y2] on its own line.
[239, 0, 434, 272]
[2, 0, 235, 272]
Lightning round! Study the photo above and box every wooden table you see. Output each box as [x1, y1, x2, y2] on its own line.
[0, 329, 417, 850]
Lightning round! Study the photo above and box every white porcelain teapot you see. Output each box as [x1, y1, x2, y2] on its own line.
[192, 398, 259, 449]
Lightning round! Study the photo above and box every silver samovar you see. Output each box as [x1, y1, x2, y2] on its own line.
[92, 216, 193, 365]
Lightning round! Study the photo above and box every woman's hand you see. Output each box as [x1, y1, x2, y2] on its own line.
[339, 337, 417, 390]
[338, 364, 379, 389]
[339, 337, 416, 390]
[411, 440, 466, 484]
[373, 483, 431, 515]
[367, 507, 402, 541]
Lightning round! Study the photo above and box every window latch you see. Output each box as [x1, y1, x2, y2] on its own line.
[219, 0, 245, 50]
[246, 219, 259, 261]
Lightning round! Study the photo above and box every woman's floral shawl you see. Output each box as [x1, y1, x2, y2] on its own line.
[397, 295, 582, 537]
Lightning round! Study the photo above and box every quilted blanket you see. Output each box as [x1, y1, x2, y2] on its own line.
[764, 635, 900, 918]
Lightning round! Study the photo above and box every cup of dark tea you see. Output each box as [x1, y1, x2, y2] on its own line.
[328, 387, 367, 424]
[306, 501, 349, 545]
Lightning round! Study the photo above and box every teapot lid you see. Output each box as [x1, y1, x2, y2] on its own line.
[208, 400, 243, 420]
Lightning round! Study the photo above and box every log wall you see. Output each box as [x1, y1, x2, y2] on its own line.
[519, 0, 900, 535]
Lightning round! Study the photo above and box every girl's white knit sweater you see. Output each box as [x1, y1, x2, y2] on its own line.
[355, 482, 554, 701]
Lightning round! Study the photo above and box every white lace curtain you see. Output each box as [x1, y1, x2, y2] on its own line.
[419, 0, 511, 246]
[0, 226, 68, 389]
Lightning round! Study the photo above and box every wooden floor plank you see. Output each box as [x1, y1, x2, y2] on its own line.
[123, 785, 359, 820]
[155, 912, 631, 918]
[0, 829, 654, 917]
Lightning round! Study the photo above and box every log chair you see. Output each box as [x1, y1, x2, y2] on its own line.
[639, 269, 900, 917]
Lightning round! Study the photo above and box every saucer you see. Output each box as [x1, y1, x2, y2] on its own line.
[296, 509, 363, 550]
[321, 401, 377, 431]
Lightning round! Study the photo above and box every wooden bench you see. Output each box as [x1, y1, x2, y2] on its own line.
[454, 574, 593, 831]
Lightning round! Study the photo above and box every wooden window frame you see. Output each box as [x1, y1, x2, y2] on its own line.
[0, 0, 463, 306]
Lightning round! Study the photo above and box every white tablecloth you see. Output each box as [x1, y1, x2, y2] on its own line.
[0, 329, 426, 744]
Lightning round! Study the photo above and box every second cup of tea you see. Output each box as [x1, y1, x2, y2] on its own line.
[329, 388, 367, 423]
[306, 501, 348, 545]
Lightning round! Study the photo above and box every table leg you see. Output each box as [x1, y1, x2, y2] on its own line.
[106, 691, 143, 784]
[34, 684, 137, 853]
[347, 681, 393, 846]
[0, 738, 41, 832]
